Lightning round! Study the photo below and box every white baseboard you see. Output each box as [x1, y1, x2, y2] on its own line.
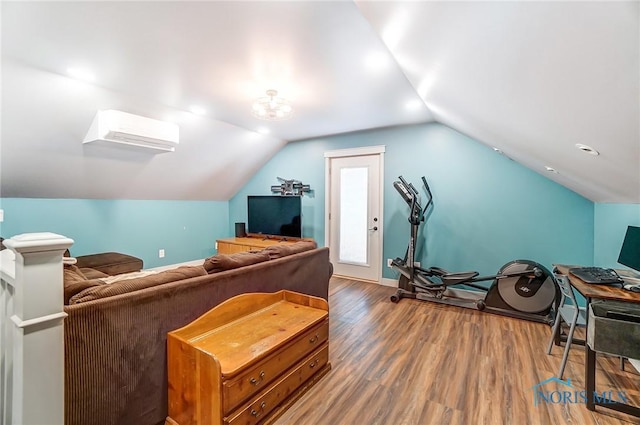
[332, 274, 398, 287]
[380, 277, 398, 288]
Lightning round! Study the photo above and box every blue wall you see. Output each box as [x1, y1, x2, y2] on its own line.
[594, 203, 640, 269]
[2, 123, 608, 279]
[0, 198, 228, 268]
[229, 123, 595, 280]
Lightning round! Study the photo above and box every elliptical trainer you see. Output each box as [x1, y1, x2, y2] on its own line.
[390, 176, 558, 324]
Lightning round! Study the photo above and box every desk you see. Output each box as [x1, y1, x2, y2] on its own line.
[555, 264, 640, 417]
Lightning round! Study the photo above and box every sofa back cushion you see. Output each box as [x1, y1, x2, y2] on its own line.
[203, 251, 270, 274]
[263, 240, 317, 260]
[69, 265, 207, 304]
[63, 265, 105, 304]
[79, 268, 110, 280]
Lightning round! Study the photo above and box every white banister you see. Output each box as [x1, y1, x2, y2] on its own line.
[1, 232, 73, 425]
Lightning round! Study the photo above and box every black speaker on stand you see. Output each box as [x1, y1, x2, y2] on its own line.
[235, 222, 247, 238]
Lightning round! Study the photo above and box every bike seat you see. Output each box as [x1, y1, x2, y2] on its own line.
[441, 271, 479, 285]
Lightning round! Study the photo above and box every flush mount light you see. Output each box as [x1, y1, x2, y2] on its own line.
[252, 90, 293, 120]
[575, 143, 599, 156]
[544, 166, 559, 173]
[493, 147, 503, 154]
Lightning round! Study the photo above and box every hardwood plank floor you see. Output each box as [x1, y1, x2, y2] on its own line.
[274, 277, 640, 425]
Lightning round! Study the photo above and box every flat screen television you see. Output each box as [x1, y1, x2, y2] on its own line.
[247, 195, 302, 238]
[618, 225, 640, 273]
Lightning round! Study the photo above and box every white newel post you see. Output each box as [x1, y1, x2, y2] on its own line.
[1, 233, 73, 425]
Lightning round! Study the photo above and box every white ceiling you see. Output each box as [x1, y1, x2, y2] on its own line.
[1, 1, 638, 202]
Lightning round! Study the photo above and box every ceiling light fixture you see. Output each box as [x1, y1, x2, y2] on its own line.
[544, 166, 559, 173]
[575, 143, 599, 156]
[252, 89, 293, 120]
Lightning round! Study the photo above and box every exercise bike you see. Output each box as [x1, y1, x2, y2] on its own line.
[390, 176, 558, 324]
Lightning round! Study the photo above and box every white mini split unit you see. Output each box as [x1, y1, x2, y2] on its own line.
[83, 110, 179, 152]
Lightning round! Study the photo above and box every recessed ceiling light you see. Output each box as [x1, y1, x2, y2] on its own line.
[189, 106, 206, 116]
[257, 127, 270, 135]
[575, 143, 599, 156]
[66, 67, 95, 82]
[544, 166, 559, 173]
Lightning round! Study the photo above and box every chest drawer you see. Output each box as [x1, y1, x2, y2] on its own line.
[167, 291, 331, 425]
[222, 319, 329, 413]
[224, 344, 329, 425]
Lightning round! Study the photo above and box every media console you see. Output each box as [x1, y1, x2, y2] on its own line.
[216, 237, 306, 255]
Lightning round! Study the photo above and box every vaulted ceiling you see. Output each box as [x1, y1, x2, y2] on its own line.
[2, 1, 638, 202]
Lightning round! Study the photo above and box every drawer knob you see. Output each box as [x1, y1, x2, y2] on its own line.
[309, 359, 319, 368]
[249, 371, 265, 385]
[251, 401, 267, 417]
[309, 333, 320, 344]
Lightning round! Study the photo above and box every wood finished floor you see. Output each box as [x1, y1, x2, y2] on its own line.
[274, 277, 640, 425]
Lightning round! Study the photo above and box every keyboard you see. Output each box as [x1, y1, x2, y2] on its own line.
[569, 267, 624, 285]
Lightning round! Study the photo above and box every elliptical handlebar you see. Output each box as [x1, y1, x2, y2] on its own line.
[398, 176, 418, 196]
[394, 175, 434, 225]
[394, 177, 420, 225]
[421, 176, 433, 213]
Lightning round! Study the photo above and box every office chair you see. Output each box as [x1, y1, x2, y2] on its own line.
[546, 272, 587, 379]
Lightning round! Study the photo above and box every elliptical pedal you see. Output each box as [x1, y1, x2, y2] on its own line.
[410, 280, 445, 293]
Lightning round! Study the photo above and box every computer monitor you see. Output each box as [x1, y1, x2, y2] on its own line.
[618, 225, 640, 273]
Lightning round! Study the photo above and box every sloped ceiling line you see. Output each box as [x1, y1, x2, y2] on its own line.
[1, 1, 638, 203]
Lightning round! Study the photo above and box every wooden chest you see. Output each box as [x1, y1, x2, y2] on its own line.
[166, 290, 331, 425]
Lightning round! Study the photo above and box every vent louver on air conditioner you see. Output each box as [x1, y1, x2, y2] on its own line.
[83, 110, 179, 152]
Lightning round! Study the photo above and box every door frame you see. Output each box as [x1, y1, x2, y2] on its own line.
[324, 145, 385, 283]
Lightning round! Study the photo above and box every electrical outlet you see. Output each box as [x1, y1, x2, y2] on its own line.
[0, 209, 4, 223]
[414, 261, 421, 268]
[387, 258, 393, 268]
[159, 249, 165, 258]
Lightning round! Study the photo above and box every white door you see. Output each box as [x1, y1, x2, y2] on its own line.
[326, 152, 383, 282]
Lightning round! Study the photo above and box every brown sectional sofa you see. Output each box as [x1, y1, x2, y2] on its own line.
[74, 251, 144, 276]
[62, 242, 332, 425]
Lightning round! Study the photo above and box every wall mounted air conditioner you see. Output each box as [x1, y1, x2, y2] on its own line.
[83, 110, 179, 152]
